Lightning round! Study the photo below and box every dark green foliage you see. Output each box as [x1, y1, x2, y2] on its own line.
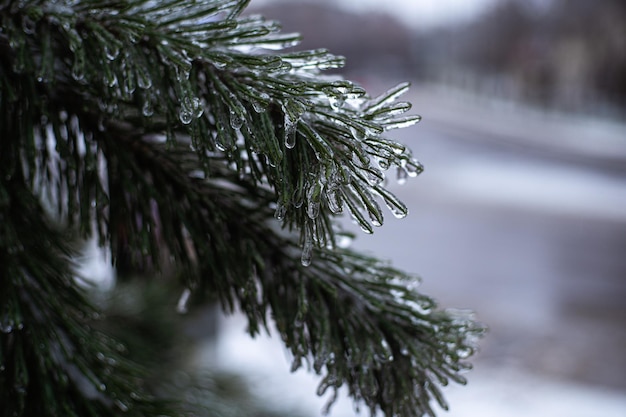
[0, 1, 485, 416]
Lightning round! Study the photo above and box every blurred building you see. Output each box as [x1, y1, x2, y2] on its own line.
[251, 0, 626, 118]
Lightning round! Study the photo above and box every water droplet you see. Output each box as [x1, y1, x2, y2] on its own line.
[349, 126, 366, 140]
[406, 159, 423, 177]
[105, 45, 119, 61]
[378, 158, 391, 170]
[229, 110, 244, 130]
[179, 109, 193, 125]
[391, 205, 407, 218]
[369, 211, 383, 227]
[136, 67, 152, 89]
[326, 190, 343, 214]
[284, 115, 297, 149]
[98, 383, 107, 392]
[250, 92, 270, 113]
[142, 100, 154, 117]
[328, 95, 344, 111]
[105, 71, 118, 88]
[274, 202, 286, 221]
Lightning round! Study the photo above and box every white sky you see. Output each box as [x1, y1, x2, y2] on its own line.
[250, 0, 502, 29]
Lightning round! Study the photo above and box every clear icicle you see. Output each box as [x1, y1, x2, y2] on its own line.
[229, 110, 244, 130]
[306, 182, 323, 220]
[377, 187, 409, 219]
[301, 229, 314, 267]
[284, 113, 297, 149]
[364, 167, 385, 186]
[136, 66, 152, 89]
[406, 158, 424, 177]
[142, 99, 154, 117]
[105, 44, 120, 61]
[274, 202, 287, 221]
[71, 51, 86, 81]
[326, 188, 343, 214]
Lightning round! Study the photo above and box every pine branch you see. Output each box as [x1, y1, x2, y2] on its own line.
[0, 179, 177, 416]
[0, 1, 486, 416]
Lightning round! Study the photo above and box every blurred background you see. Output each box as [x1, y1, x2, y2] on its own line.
[205, 1, 626, 416]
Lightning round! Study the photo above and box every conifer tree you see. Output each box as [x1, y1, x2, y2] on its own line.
[0, 1, 485, 416]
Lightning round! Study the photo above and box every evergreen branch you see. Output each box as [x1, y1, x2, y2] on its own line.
[0, 1, 485, 416]
[0, 180, 177, 417]
[1, 0, 423, 247]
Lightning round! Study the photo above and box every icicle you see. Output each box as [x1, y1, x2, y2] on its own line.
[307, 200, 320, 220]
[179, 97, 203, 124]
[306, 182, 323, 220]
[71, 50, 86, 81]
[104, 69, 117, 88]
[136, 65, 152, 89]
[367, 201, 383, 227]
[142, 99, 154, 117]
[122, 67, 136, 97]
[284, 112, 297, 149]
[326, 188, 343, 214]
[274, 201, 287, 221]
[375, 187, 409, 219]
[364, 167, 385, 186]
[229, 110, 244, 130]
[104, 44, 120, 61]
[301, 230, 314, 267]
[406, 158, 424, 177]
[254, 92, 271, 113]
